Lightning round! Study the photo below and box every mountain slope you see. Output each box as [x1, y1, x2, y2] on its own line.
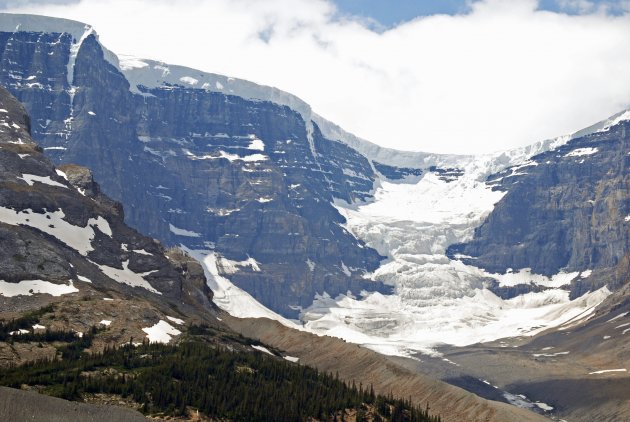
[224, 315, 548, 422]
[0, 84, 221, 355]
[0, 386, 147, 422]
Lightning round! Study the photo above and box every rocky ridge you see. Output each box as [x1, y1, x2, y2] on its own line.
[449, 117, 629, 297]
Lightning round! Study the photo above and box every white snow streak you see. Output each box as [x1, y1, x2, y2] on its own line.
[17, 173, 67, 188]
[96, 260, 160, 294]
[589, 369, 627, 375]
[166, 316, 184, 325]
[169, 223, 201, 237]
[565, 147, 598, 157]
[251, 345, 274, 356]
[181, 248, 300, 328]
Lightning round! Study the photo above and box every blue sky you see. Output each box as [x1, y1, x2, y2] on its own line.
[333, 0, 629, 26]
[333, 0, 469, 26]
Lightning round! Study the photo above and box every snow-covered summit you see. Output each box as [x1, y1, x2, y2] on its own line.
[0, 13, 90, 43]
[116, 54, 314, 119]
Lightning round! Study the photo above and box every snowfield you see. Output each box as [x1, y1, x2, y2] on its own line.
[95, 260, 160, 294]
[0, 207, 112, 256]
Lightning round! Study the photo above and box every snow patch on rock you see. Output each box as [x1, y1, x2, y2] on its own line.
[142, 320, 181, 344]
[166, 316, 184, 325]
[0, 207, 111, 255]
[218, 256, 261, 274]
[95, 260, 160, 294]
[589, 368, 627, 375]
[251, 345, 274, 356]
[17, 173, 67, 189]
[247, 137, 265, 151]
[0, 279, 78, 297]
[565, 147, 598, 157]
[179, 76, 198, 86]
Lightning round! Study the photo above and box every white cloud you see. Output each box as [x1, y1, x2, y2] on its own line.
[4, 0, 630, 154]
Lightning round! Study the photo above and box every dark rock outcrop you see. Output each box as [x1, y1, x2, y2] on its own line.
[373, 161, 423, 180]
[428, 166, 464, 182]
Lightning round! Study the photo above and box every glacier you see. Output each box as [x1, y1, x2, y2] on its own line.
[114, 35, 626, 357]
[298, 152, 612, 357]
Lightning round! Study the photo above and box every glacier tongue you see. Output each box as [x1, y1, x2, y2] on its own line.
[301, 156, 610, 357]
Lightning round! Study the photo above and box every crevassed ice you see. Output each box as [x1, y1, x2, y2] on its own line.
[300, 158, 610, 356]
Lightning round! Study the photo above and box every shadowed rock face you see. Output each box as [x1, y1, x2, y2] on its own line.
[0, 29, 387, 317]
[448, 122, 629, 296]
[0, 85, 197, 300]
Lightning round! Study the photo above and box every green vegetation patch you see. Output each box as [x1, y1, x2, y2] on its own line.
[0, 335, 441, 422]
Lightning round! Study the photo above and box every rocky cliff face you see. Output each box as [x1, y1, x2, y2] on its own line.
[0, 19, 387, 317]
[448, 120, 629, 297]
[0, 84, 212, 306]
[0, 84, 226, 368]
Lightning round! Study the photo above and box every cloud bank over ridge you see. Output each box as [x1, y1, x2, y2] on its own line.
[4, 0, 630, 154]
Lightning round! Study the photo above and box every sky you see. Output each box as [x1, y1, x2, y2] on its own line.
[2, 0, 630, 154]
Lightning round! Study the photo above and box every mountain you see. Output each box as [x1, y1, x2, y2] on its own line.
[0, 12, 629, 421]
[1, 8, 628, 350]
[0, 84, 551, 422]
